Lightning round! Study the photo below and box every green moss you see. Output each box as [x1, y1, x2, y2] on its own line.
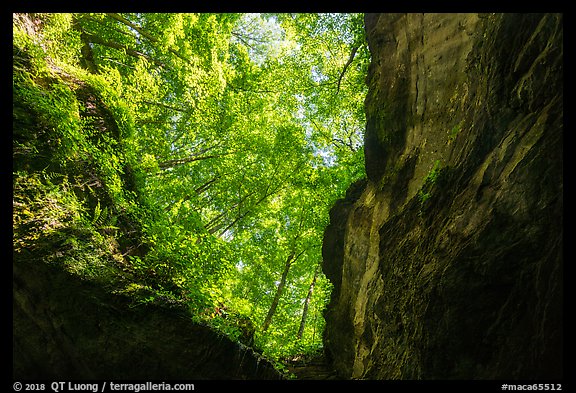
[447, 122, 462, 142]
[13, 172, 117, 283]
[13, 22, 148, 297]
[418, 159, 443, 205]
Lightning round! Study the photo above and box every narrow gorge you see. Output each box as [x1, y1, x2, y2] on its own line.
[13, 12, 563, 381]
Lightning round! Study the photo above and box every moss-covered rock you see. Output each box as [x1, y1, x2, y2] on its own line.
[12, 13, 282, 380]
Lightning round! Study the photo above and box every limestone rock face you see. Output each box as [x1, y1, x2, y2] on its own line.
[322, 13, 562, 379]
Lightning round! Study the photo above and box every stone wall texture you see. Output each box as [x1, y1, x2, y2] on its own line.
[322, 13, 563, 380]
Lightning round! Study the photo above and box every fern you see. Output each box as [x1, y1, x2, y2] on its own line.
[98, 225, 120, 232]
[92, 201, 101, 225]
[92, 201, 110, 228]
[41, 170, 64, 184]
[91, 202, 118, 233]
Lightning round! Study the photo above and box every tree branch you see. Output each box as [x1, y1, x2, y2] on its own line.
[336, 45, 359, 94]
[157, 153, 228, 170]
[105, 13, 196, 66]
[81, 31, 166, 68]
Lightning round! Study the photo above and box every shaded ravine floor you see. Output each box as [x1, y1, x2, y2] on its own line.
[285, 354, 339, 380]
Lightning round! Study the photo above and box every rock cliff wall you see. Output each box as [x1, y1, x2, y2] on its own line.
[322, 13, 562, 379]
[13, 257, 282, 380]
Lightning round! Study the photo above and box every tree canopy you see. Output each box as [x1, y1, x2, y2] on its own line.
[13, 12, 368, 364]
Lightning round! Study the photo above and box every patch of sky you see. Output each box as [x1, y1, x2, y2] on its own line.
[311, 65, 328, 83]
[236, 259, 245, 272]
[231, 13, 295, 67]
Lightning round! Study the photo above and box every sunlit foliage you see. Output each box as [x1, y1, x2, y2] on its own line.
[13, 12, 368, 362]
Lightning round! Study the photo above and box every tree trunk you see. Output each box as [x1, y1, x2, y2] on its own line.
[72, 17, 99, 74]
[297, 265, 319, 340]
[261, 249, 305, 332]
